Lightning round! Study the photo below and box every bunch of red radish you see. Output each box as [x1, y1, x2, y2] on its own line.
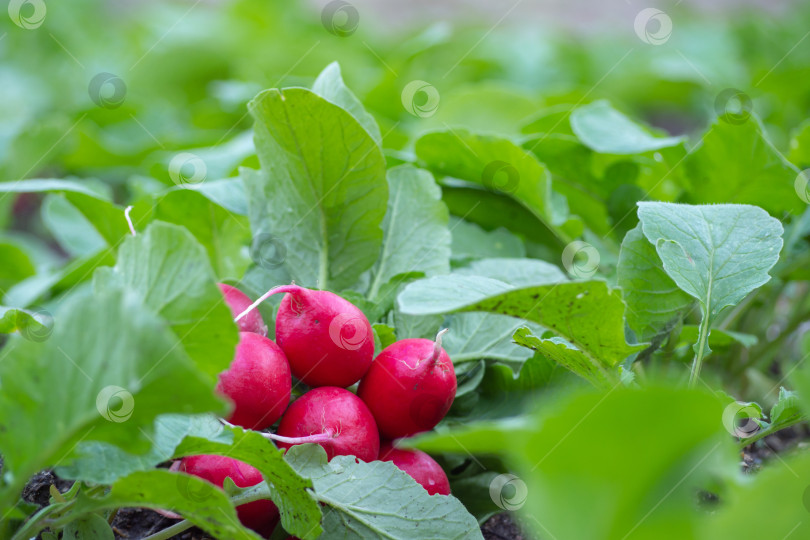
[178, 283, 458, 537]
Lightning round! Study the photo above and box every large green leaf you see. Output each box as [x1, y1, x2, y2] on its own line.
[72, 470, 262, 540]
[0, 288, 223, 513]
[414, 130, 564, 237]
[682, 117, 804, 215]
[245, 87, 388, 289]
[312, 62, 382, 147]
[414, 387, 734, 540]
[637, 202, 783, 356]
[95, 221, 239, 381]
[285, 445, 483, 539]
[455, 257, 567, 287]
[449, 218, 525, 262]
[367, 165, 450, 300]
[41, 194, 106, 257]
[398, 275, 645, 377]
[443, 313, 535, 366]
[512, 328, 611, 387]
[617, 223, 694, 342]
[570, 100, 685, 154]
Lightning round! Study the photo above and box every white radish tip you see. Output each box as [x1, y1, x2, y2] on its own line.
[433, 328, 449, 360]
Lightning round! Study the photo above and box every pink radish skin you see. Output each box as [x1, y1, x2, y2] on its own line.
[236, 284, 373, 388]
[274, 387, 380, 462]
[217, 332, 291, 430]
[379, 442, 451, 496]
[219, 283, 268, 336]
[179, 455, 279, 537]
[358, 332, 456, 439]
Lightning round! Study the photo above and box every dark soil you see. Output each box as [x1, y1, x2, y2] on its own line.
[482, 513, 525, 540]
[110, 509, 206, 539]
[741, 424, 810, 473]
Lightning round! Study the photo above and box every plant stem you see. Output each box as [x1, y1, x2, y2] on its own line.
[124, 205, 136, 236]
[689, 313, 711, 388]
[141, 518, 195, 540]
[737, 414, 807, 449]
[262, 430, 334, 445]
[234, 283, 300, 322]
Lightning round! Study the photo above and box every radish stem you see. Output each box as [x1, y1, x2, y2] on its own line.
[124, 205, 136, 236]
[262, 429, 335, 445]
[234, 283, 300, 323]
[431, 328, 448, 363]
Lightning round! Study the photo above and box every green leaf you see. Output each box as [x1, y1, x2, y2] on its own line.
[701, 451, 810, 539]
[372, 323, 397, 352]
[454, 359, 486, 397]
[246, 87, 388, 289]
[415, 129, 563, 234]
[62, 513, 114, 540]
[0, 306, 52, 339]
[455, 257, 567, 287]
[56, 414, 223, 484]
[96, 221, 239, 381]
[0, 179, 130, 245]
[450, 218, 525, 262]
[617, 223, 694, 342]
[285, 444, 483, 539]
[683, 117, 804, 215]
[637, 202, 784, 357]
[0, 242, 36, 294]
[41, 194, 106, 257]
[175, 178, 249, 216]
[0, 288, 222, 512]
[173, 418, 322, 540]
[368, 165, 450, 300]
[678, 326, 758, 349]
[312, 62, 382, 147]
[414, 387, 734, 540]
[443, 313, 535, 366]
[72, 470, 262, 540]
[151, 188, 251, 279]
[513, 328, 611, 387]
[769, 387, 802, 426]
[570, 100, 685, 154]
[398, 275, 645, 371]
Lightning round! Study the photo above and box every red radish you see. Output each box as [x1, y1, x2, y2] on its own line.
[358, 330, 456, 439]
[217, 332, 291, 430]
[271, 386, 379, 462]
[219, 283, 268, 336]
[179, 455, 279, 537]
[379, 442, 451, 496]
[235, 284, 373, 387]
